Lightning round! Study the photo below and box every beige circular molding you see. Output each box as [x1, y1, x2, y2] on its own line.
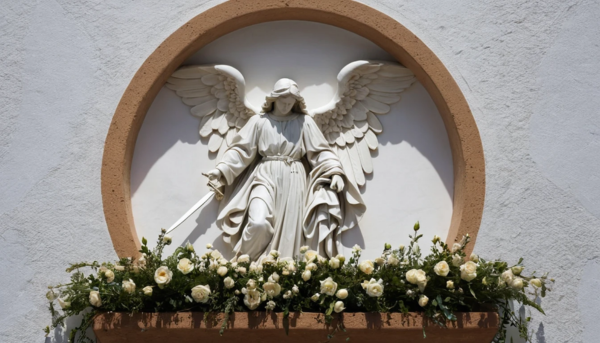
[101, 0, 485, 258]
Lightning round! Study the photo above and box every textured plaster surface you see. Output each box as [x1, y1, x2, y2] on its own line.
[0, 1, 599, 342]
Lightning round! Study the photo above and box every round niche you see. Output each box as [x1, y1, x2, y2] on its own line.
[101, 0, 485, 259]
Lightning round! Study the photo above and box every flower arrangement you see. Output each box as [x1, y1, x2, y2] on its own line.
[45, 223, 552, 343]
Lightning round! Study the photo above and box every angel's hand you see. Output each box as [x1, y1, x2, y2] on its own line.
[330, 174, 345, 193]
[205, 169, 222, 181]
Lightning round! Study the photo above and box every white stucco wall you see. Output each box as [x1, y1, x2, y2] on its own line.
[1, 1, 599, 342]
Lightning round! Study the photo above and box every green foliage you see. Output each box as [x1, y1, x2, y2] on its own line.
[45, 225, 552, 342]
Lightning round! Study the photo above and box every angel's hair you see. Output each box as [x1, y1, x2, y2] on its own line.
[261, 78, 308, 115]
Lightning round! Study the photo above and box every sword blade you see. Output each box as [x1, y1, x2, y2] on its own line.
[166, 191, 215, 234]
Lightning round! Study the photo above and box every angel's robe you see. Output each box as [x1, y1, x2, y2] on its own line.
[215, 112, 365, 260]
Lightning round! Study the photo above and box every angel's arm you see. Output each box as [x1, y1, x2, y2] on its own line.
[303, 116, 345, 191]
[214, 115, 261, 185]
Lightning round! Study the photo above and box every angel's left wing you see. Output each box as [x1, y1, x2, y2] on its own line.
[310, 60, 416, 187]
[165, 65, 260, 162]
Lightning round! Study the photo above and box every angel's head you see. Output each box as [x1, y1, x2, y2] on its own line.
[262, 78, 308, 116]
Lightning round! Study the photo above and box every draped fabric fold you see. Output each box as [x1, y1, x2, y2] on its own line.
[215, 113, 365, 260]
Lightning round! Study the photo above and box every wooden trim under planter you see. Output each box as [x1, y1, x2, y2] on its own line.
[93, 312, 499, 342]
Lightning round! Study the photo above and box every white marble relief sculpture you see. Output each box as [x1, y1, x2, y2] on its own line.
[165, 61, 416, 261]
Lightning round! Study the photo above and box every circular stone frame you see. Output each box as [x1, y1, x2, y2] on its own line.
[101, 0, 485, 258]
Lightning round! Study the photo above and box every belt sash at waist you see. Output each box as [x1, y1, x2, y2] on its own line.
[262, 155, 301, 165]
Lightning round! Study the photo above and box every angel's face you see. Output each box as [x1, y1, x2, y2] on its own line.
[273, 95, 297, 116]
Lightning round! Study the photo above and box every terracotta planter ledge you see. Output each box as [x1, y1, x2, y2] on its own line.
[93, 311, 499, 342]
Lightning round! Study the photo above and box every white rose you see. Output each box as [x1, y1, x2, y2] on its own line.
[358, 260, 374, 275]
[352, 244, 362, 253]
[451, 243, 461, 253]
[238, 254, 250, 263]
[406, 269, 428, 291]
[89, 291, 102, 307]
[191, 284, 211, 303]
[361, 278, 384, 297]
[217, 266, 228, 277]
[143, 286, 153, 296]
[300, 246, 309, 254]
[446, 280, 455, 289]
[269, 272, 280, 283]
[206, 243, 213, 249]
[418, 295, 429, 307]
[336, 254, 345, 263]
[247, 279, 257, 290]
[208, 261, 219, 271]
[302, 270, 312, 281]
[304, 250, 319, 263]
[249, 262, 258, 272]
[311, 293, 320, 302]
[219, 258, 228, 266]
[387, 255, 399, 266]
[306, 263, 317, 271]
[138, 254, 147, 268]
[510, 277, 524, 289]
[46, 290, 57, 301]
[269, 250, 280, 258]
[434, 261, 450, 277]
[334, 301, 345, 313]
[185, 241, 194, 252]
[154, 266, 173, 288]
[283, 290, 292, 299]
[122, 279, 136, 294]
[114, 265, 125, 272]
[177, 258, 194, 275]
[530, 278, 542, 288]
[224, 277, 235, 289]
[375, 257, 385, 266]
[262, 254, 277, 265]
[470, 253, 479, 262]
[263, 282, 282, 298]
[336, 289, 348, 299]
[210, 250, 222, 260]
[265, 300, 276, 311]
[236, 267, 247, 275]
[292, 285, 299, 294]
[511, 266, 524, 276]
[162, 235, 172, 244]
[452, 254, 463, 267]
[329, 258, 340, 269]
[320, 277, 338, 296]
[57, 297, 70, 309]
[244, 289, 261, 310]
[104, 269, 115, 283]
[501, 269, 514, 283]
[231, 262, 238, 268]
[460, 261, 478, 282]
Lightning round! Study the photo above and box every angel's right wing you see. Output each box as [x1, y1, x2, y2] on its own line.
[166, 65, 259, 161]
[311, 61, 417, 188]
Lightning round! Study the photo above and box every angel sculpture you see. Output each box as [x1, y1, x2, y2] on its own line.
[166, 61, 416, 261]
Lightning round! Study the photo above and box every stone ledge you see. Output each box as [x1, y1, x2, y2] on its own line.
[93, 311, 499, 342]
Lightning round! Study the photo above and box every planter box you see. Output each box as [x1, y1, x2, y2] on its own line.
[93, 312, 499, 342]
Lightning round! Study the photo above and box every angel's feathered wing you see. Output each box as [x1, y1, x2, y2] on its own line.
[310, 61, 417, 188]
[166, 65, 259, 161]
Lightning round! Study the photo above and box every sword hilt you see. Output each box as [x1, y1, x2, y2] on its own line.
[202, 173, 224, 200]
